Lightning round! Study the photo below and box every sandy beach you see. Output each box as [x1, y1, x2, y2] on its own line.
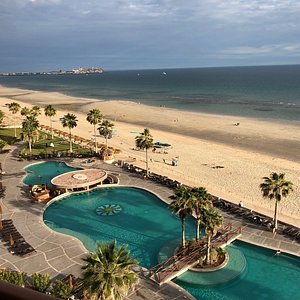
[0, 86, 300, 226]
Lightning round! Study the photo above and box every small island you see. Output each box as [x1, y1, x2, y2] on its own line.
[0, 67, 104, 76]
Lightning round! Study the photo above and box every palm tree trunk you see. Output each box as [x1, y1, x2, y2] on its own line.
[94, 124, 97, 153]
[14, 122, 17, 138]
[146, 148, 149, 177]
[50, 118, 53, 139]
[196, 218, 200, 241]
[29, 137, 32, 153]
[181, 218, 186, 249]
[274, 200, 279, 232]
[69, 128, 73, 153]
[105, 135, 108, 148]
[206, 234, 211, 265]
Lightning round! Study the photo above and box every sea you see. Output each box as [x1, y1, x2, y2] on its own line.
[1, 65, 300, 122]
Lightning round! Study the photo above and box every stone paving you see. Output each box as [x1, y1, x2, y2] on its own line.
[0, 145, 194, 300]
[0, 144, 300, 300]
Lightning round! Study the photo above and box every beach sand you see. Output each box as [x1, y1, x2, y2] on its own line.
[1, 86, 300, 226]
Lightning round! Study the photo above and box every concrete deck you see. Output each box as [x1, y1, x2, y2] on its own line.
[0, 144, 299, 299]
[0, 144, 195, 300]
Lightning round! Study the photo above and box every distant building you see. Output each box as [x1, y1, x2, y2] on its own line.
[0, 67, 104, 76]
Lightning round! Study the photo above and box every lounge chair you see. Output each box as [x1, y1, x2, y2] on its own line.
[10, 243, 35, 256]
[248, 215, 263, 224]
[9, 241, 28, 249]
[1, 224, 16, 231]
[5, 237, 25, 245]
[222, 201, 232, 210]
[2, 232, 23, 241]
[229, 206, 242, 214]
[1, 226, 17, 233]
[1, 219, 13, 225]
[17, 246, 36, 257]
[262, 218, 273, 229]
[1, 230, 19, 238]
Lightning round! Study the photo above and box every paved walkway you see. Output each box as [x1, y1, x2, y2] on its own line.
[0, 145, 194, 300]
[0, 145, 299, 299]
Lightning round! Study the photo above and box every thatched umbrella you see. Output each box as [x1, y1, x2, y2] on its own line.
[81, 138, 89, 145]
[0, 220, 3, 231]
[53, 129, 60, 136]
[61, 132, 69, 139]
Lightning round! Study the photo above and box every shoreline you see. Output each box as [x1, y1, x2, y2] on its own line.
[0, 86, 300, 226]
[1, 86, 299, 161]
[1, 83, 300, 125]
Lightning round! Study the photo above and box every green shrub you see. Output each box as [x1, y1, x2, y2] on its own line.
[29, 273, 51, 293]
[51, 279, 72, 299]
[0, 138, 7, 151]
[0, 270, 26, 287]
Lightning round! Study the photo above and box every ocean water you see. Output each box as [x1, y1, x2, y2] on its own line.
[1, 65, 300, 121]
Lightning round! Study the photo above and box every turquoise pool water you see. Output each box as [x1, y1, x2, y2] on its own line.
[23, 161, 81, 187]
[43, 187, 300, 300]
[43, 187, 195, 268]
[176, 241, 300, 300]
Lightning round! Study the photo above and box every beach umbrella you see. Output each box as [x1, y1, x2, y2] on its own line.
[154, 141, 171, 148]
[0, 220, 3, 231]
[9, 234, 14, 247]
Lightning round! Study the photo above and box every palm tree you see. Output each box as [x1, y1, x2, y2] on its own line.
[22, 116, 39, 153]
[61, 113, 78, 153]
[31, 106, 41, 117]
[8, 102, 21, 137]
[82, 240, 138, 300]
[190, 187, 212, 241]
[98, 119, 114, 149]
[202, 207, 223, 265]
[20, 107, 30, 118]
[260, 172, 293, 232]
[87, 109, 103, 153]
[170, 187, 193, 249]
[44, 105, 57, 139]
[0, 110, 5, 125]
[135, 128, 154, 177]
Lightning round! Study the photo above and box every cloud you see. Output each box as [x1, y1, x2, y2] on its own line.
[221, 43, 300, 57]
[1, 0, 300, 71]
[27, 0, 61, 3]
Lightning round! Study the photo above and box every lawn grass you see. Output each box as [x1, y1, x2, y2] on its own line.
[0, 127, 98, 158]
[0, 127, 21, 144]
[20, 132, 94, 157]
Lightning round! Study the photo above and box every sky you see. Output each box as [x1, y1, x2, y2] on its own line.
[1, 0, 300, 72]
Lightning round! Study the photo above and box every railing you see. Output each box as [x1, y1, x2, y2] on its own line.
[149, 223, 242, 284]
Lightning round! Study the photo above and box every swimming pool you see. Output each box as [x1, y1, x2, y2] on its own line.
[175, 241, 300, 300]
[44, 187, 195, 268]
[43, 187, 300, 300]
[23, 161, 81, 187]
